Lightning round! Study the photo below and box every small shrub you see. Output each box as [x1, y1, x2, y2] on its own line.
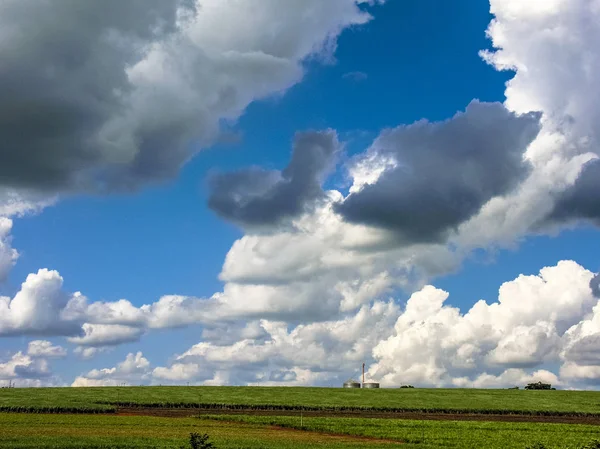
[400, 385, 415, 389]
[181, 432, 215, 449]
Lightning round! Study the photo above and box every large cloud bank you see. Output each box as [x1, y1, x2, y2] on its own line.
[64, 261, 600, 389]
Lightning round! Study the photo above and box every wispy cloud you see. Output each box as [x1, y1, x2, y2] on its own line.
[343, 71, 368, 82]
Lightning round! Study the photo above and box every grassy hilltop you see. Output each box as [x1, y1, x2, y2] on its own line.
[2, 386, 600, 415]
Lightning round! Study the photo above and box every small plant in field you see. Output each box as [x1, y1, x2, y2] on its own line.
[181, 432, 215, 449]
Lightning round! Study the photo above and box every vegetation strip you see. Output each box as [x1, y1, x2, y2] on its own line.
[0, 405, 116, 414]
[4, 401, 600, 419]
[98, 401, 600, 418]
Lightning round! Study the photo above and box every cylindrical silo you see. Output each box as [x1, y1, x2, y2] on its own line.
[362, 382, 380, 389]
[343, 380, 361, 388]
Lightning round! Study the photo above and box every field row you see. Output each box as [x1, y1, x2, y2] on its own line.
[0, 405, 115, 414]
[98, 401, 600, 417]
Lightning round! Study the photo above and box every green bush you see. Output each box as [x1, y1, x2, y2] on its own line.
[181, 432, 215, 449]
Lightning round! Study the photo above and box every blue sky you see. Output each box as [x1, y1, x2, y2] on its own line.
[1, 0, 599, 389]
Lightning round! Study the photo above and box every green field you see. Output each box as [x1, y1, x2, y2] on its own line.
[2, 386, 600, 415]
[2, 387, 600, 448]
[1, 413, 600, 449]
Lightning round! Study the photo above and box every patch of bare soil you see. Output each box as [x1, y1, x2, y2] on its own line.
[264, 425, 402, 445]
[116, 407, 600, 425]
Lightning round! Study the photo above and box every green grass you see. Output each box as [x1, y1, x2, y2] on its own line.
[2, 386, 600, 415]
[0, 413, 398, 449]
[204, 414, 600, 449]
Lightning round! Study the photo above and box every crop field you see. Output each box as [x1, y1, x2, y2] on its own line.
[1, 387, 600, 448]
[1, 412, 600, 449]
[206, 414, 600, 448]
[2, 386, 600, 415]
[0, 413, 396, 449]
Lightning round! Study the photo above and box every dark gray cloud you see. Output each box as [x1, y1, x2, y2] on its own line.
[208, 130, 340, 227]
[546, 159, 600, 226]
[0, 0, 194, 191]
[591, 273, 600, 298]
[564, 334, 600, 365]
[335, 101, 542, 243]
[0, 1, 368, 195]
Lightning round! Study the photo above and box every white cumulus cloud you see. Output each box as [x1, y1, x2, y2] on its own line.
[67, 324, 145, 348]
[27, 340, 67, 359]
[370, 261, 598, 388]
[72, 352, 151, 387]
[0, 351, 52, 385]
[0, 270, 81, 337]
[153, 301, 399, 385]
